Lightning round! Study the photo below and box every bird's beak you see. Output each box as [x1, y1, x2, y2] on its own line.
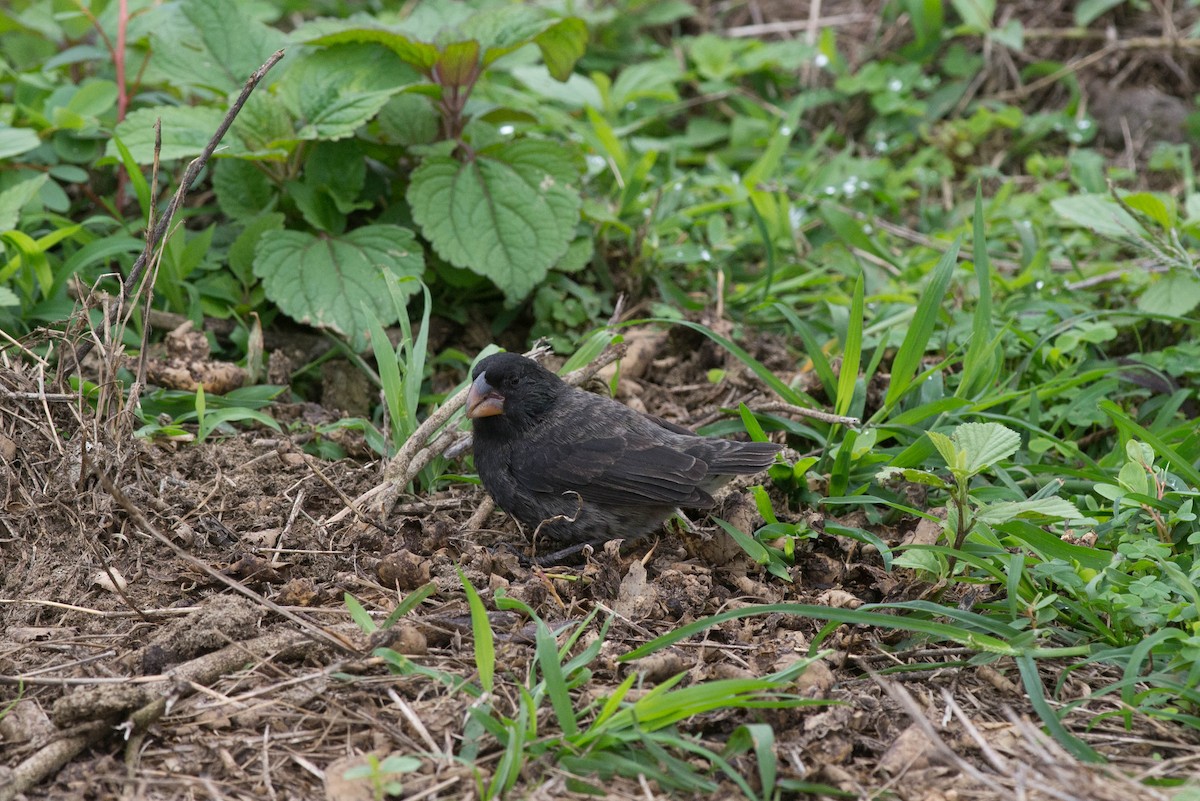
[466, 372, 504, 419]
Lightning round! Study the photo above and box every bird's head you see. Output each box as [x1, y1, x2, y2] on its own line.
[466, 353, 565, 433]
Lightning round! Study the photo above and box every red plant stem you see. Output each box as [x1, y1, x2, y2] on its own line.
[116, 0, 128, 120]
[114, 0, 130, 208]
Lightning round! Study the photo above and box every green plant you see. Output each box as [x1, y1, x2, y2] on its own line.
[342, 754, 422, 801]
[879, 422, 1081, 576]
[134, 384, 285, 441]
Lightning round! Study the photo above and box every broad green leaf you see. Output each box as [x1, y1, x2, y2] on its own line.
[107, 106, 253, 163]
[951, 422, 1020, 474]
[228, 212, 284, 284]
[0, 285, 18, 306]
[213, 159, 278, 219]
[0, 126, 40, 160]
[532, 17, 588, 81]
[148, 0, 287, 96]
[230, 91, 295, 156]
[253, 225, 425, 349]
[303, 25, 440, 74]
[377, 94, 441, 146]
[1137, 270, 1200, 317]
[276, 46, 417, 141]
[1122, 192, 1175, 230]
[407, 141, 581, 301]
[1051, 194, 1146, 237]
[926, 430, 962, 472]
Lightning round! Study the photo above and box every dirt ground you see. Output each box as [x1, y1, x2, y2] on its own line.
[3, 323, 1198, 801]
[6, 0, 1200, 798]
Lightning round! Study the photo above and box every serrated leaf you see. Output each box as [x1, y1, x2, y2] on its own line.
[107, 106, 253, 163]
[533, 17, 588, 81]
[231, 91, 295, 156]
[303, 25, 440, 73]
[407, 142, 580, 301]
[952, 422, 1020, 475]
[276, 46, 417, 141]
[927, 430, 962, 472]
[148, 0, 287, 96]
[213, 159, 277, 219]
[0, 285, 19, 306]
[975, 498, 1082, 525]
[253, 225, 425, 349]
[1052, 194, 1146, 238]
[228, 212, 284, 284]
[0, 126, 40, 160]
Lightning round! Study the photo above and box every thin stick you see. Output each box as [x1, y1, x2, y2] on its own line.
[749, 401, 860, 427]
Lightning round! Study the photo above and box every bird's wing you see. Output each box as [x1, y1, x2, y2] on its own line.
[512, 435, 715, 507]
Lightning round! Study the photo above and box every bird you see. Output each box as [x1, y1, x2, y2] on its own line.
[465, 352, 782, 559]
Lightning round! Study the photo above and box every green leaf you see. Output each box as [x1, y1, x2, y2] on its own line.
[975, 498, 1082, 525]
[228, 212, 284, 284]
[303, 25, 440, 74]
[1051, 194, 1146, 238]
[0, 126, 41, 160]
[532, 17, 588, 81]
[276, 46, 416, 141]
[147, 0, 287, 96]
[1137, 270, 1200, 317]
[407, 141, 581, 301]
[458, 568, 495, 694]
[883, 237, 960, 410]
[949, 0, 994, 31]
[213, 159, 277, 219]
[253, 225, 425, 349]
[713, 518, 771, 565]
[959, 186, 996, 398]
[107, 106, 253, 163]
[344, 593, 377, 633]
[877, 466, 950, 490]
[835, 273, 864, 417]
[1122, 191, 1175, 230]
[0, 174, 49, 232]
[927, 430, 962, 473]
[1075, 0, 1125, 26]
[951, 422, 1020, 475]
[435, 40, 481, 87]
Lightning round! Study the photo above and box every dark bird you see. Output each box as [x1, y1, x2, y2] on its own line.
[466, 352, 782, 558]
